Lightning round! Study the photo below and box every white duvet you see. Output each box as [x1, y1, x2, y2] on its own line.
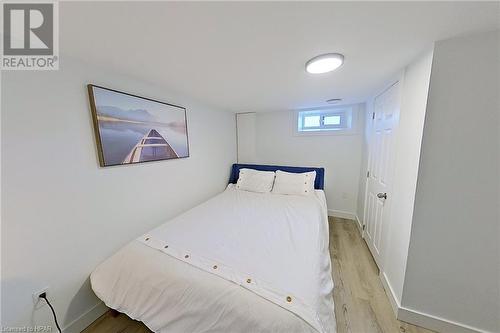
[91, 185, 336, 333]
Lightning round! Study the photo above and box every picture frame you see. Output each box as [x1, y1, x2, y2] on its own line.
[87, 84, 190, 167]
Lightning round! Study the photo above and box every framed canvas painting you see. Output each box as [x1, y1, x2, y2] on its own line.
[88, 85, 189, 167]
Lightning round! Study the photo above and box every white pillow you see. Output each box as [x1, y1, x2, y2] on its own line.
[272, 170, 316, 196]
[235, 168, 275, 193]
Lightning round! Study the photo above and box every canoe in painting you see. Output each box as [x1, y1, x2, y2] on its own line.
[123, 129, 178, 164]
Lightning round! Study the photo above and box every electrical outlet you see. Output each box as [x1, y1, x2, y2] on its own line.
[33, 287, 50, 309]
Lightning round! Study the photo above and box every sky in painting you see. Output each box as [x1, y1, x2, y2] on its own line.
[93, 86, 186, 126]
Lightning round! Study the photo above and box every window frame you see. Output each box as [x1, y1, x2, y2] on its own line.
[300, 112, 346, 131]
[294, 106, 358, 136]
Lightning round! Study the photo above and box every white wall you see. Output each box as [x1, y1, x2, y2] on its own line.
[1, 57, 236, 331]
[381, 48, 434, 304]
[401, 30, 499, 333]
[236, 113, 257, 163]
[237, 105, 365, 216]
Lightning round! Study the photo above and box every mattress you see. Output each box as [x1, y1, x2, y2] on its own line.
[91, 185, 336, 333]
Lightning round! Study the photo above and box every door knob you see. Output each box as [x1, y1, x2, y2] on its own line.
[377, 192, 387, 200]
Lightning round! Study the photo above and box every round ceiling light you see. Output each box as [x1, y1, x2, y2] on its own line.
[305, 53, 344, 74]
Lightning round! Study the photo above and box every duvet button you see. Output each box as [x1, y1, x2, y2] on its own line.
[246, 278, 251, 284]
[213, 265, 218, 269]
[164, 245, 168, 249]
[184, 255, 189, 259]
[286, 296, 292, 303]
[145, 237, 150, 241]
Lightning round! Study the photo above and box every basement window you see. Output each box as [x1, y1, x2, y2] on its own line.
[297, 108, 353, 134]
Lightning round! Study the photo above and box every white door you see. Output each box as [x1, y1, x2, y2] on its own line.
[364, 82, 400, 268]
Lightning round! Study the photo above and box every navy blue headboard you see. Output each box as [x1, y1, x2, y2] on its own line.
[229, 163, 325, 190]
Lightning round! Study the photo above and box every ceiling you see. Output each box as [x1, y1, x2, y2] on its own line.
[61, 1, 499, 112]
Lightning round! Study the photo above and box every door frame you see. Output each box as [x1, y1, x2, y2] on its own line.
[362, 80, 402, 269]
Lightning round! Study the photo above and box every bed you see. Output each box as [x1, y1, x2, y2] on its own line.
[90, 164, 336, 333]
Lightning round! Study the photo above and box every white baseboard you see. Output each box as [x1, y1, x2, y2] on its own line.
[63, 301, 108, 333]
[379, 271, 400, 316]
[398, 307, 494, 333]
[328, 209, 357, 220]
[379, 272, 492, 333]
[354, 215, 363, 233]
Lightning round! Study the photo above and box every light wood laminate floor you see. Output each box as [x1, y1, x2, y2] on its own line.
[83, 217, 433, 333]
